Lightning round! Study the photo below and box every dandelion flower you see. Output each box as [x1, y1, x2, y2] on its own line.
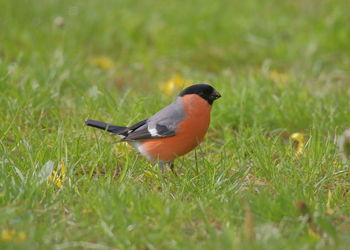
[17, 232, 27, 241]
[48, 161, 66, 188]
[1, 229, 15, 241]
[1, 229, 27, 242]
[88, 56, 114, 70]
[268, 70, 289, 85]
[290, 132, 305, 156]
[160, 75, 193, 96]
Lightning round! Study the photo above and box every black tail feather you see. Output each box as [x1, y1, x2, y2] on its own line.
[85, 120, 126, 134]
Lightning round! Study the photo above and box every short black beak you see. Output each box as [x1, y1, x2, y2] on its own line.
[213, 90, 221, 100]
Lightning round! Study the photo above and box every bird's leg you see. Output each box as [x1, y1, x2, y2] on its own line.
[169, 161, 177, 176]
[158, 161, 169, 183]
[158, 161, 177, 176]
[158, 161, 165, 174]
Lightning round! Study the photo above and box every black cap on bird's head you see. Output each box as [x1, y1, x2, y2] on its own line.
[178, 84, 221, 105]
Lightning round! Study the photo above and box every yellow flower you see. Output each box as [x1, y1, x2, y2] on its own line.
[1, 229, 15, 241]
[268, 70, 289, 85]
[1, 229, 27, 242]
[290, 132, 305, 156]
[48, 161, 66, 188]
[160, 75, 193, 96]
[17, 232, 27, 241]
[88, 56, 114, 70]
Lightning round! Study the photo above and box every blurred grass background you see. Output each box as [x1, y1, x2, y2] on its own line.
[1, 0, 350, 249]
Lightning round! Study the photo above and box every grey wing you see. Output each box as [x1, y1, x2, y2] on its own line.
[121, 97, 185, 142]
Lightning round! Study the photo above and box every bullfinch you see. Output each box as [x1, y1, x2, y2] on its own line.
[85, 84, 221, 172]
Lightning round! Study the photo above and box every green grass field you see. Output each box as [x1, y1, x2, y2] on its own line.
[1, 0, 350, 249]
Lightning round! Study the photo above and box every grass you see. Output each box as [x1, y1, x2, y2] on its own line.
[1, 0, 350, 249]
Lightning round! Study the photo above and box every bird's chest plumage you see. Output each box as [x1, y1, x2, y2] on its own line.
[177, 95, 211, 142]
[139, 95, 211, 161]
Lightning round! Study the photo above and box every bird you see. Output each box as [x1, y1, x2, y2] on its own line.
[85, 83, 221, 173]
